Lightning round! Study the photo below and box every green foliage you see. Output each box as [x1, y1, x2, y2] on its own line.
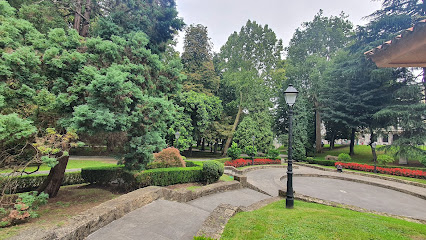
[153, 147, 186, 168]
[81, 165, 124, 185]
[305, 158, 336, 166]
[135, 167, 203, 187]
[419, 155, 426, 167]
[338, 153, 352, 162]
[266, 149, 280, 159]
[0, 113, 36, 145]
[0, 191, 49, 227]
[244, 146, 257, 158]
[0, 172, 84, 194]
[202, 161, 224, 184]
[377, 154, 395, 166]
[233, 113, 274, 152]
[227, 142, 242, 160]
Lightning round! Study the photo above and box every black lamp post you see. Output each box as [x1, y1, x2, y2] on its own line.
[252, 135, 256, 165]
[371, 142, 377, 173]
[284, 84, 298, 209]
[174, 131, 180, 148]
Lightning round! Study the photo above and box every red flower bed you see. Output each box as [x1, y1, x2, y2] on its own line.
[225, 158, 281, 168]
[334, 162, 426, 179]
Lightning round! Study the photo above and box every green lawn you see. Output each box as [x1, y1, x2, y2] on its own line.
[220, 174, 234, 182]
[316, 145, 422, 166]
[221, 200, 426, 240]
[1, 160, 117, 173]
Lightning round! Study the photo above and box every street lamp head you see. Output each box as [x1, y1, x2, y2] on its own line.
[372, 142, 377, 149]
[175, 131, 180, 140]
[252, 135, 256, 141]
[284, 84, 299, 107]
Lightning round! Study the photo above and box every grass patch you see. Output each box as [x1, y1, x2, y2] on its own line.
[220, 174, 234, 182]
[221, 200, 426, 240]
[186, 186, 202, 192]
[0, 184, 121, 239]
[1, 160, 117, 173]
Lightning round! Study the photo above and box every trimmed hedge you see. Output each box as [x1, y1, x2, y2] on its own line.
[79, 160, 223, 190]
[81, 165, 124, 184]
[305, 158, 336, 166]
[202, 161, 224, 184]
[135, 167, 204, 187]
[0, 172, 84, 193]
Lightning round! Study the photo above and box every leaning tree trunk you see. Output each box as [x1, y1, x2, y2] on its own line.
[314, 100, 322, 153]
[222, 91, 243, 157]
[349, 128, 356, 156]
[330, 132, 335, 150]
[37, 152, 69, 198]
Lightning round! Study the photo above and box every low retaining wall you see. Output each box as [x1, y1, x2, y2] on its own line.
[225, 165, 292, 176]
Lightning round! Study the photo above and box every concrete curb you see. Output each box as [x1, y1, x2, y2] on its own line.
[279, 173, 426, 200]
[225, 164, 293, 176]
[294, 162, 426, 188]
[278, 190, 426, 225]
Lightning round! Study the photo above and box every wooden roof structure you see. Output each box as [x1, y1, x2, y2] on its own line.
[364, 20, 426, 68]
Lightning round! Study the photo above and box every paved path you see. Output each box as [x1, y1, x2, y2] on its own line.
[87, 165, 426, 239]
[86, 188, 270, 240]
[246, 166, 426, 220]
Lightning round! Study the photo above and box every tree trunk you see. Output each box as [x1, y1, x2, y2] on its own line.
[189, 146, 193, 157]
[73, 0, 82, 32]
[37, 153, 69, 198]
[330, 132, 335, 150]
[222, 91, 243, 157]
[201, 138, 205, 151]
[314, 101, 322, 153]
[349, 128, 356, 156]
[80, 0, 92, 37]
[214, 139, 218, 153]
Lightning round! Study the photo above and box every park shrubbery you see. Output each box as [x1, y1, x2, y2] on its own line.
[80, 160, 224, 189]
[224, 158, 281, 168]
[153, 147, 186, 168]
[0, 172, 84, 194]
[338, 153, 351, 162]
[335, 162, 426, 179]
[305, 157, 336, 166]
[227, 142, 242, 160]
[202, 161, 224, 184]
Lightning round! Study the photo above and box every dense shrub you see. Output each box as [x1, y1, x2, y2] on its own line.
[202, 161, 224, 184]
[305, 158, 336, 166]
[267, 148, 280, 159]
[135, 167, 203, 187]
[0, 172, 85, 194]
[227, 142, 242, 160]
[81, 165, 124, 184]
[377, 154, 394, 166]
[244, 145, 257, 158]
[185, 161, 203, 167]
[335, 162, 426, 179]
[225, 158, 281, 168]
[338, 153, 351, 162]
[0, 191, 49, 227]
[420, 155, 426, 167]
[153, 147, 186, 168]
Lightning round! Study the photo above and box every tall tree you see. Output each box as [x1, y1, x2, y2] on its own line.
[285, 10, 353, 153]
[215, 20, 283, 156]
[181, 24, 219, 95]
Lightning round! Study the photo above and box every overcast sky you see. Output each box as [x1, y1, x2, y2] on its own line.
[175, 0, 383, 53]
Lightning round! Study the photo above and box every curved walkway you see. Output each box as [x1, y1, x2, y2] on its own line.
[246, 165, 426, 220]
